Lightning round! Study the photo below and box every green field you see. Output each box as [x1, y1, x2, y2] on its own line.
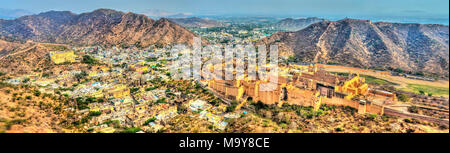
[362, 75, 399, 86]
[398, 84, 449, 97]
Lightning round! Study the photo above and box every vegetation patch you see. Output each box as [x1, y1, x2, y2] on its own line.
[398, 84, 449, 97]
[143, 117, 156, 125]
[397, 93, 411, 102]
[82, 55, 97, 65]
[118, 127, 142, 133]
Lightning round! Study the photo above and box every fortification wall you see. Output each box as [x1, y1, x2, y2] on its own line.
[321, 97, 384, 115]
[210, 81, 226, 94]
[226, 86, 239, 97]
[366, 103, 384, 115]
[286, 88, 315, 106]
[322, 97, 358, 108]
[257, 90, 280, 105]
[246, 86, 256, 97]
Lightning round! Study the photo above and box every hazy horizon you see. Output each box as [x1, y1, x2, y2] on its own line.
[1, 0, 449, 25]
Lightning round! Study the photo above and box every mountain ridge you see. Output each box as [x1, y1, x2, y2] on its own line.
[260, 18, 449, 76]
[0, 9, 202, 47]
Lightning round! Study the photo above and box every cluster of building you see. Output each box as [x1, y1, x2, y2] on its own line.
[186, 99, 228, 130]
[191, 24, 274, 45]
[6, 45, 195, 132]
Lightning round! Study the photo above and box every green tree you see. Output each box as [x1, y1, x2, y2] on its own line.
[394, 68, 403, 73]
[419, 90, 425, 95]
[398, 94, 410, 102]
[144, 117, 156, 125]
[82, 55, 96, 65]
[33, 90, 41, 97]
[408, 106, 418, 113]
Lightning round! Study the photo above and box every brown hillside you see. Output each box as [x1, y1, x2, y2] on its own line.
[260, 19, 449, 76]
[0, 9, 202, 47]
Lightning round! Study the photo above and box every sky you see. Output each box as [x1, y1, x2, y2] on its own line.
[1, 0, 449, 23]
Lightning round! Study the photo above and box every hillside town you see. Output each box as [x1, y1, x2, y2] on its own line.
[1, 39, 448, 133]
[0, 8, 448, 133]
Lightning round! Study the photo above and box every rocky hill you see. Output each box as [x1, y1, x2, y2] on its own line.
[273, 17, 326, 31]
[0, 9, 201, 47]
[0, 40, 98, 75]
[260, 19, 449, 76]
[0, 39, 23, 57]
[0, 42, 55, 75]
[168, 17, 229, 28]
[0, 84, 73, 133]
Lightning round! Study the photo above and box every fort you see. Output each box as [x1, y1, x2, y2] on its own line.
[203, 63, 450, 127]
[204, 64, 397, 115]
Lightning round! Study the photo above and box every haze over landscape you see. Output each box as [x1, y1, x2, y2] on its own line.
[1, 0, 449, 24]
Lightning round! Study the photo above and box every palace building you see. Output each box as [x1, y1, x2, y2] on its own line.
[205, 64, 395, 115]
[49, 51, 77, 64]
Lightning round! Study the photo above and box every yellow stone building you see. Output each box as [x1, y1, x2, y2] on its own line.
[49, 51, 77, 64]
[108, 84, 130, 98]
[136, 66, 149, 73]
[100, 66, 110, 73]
[99, 127, 116, 133]
[335, 74, 369, 100]
[88, 71, 98, 78]
[90, 89, 104, 98]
